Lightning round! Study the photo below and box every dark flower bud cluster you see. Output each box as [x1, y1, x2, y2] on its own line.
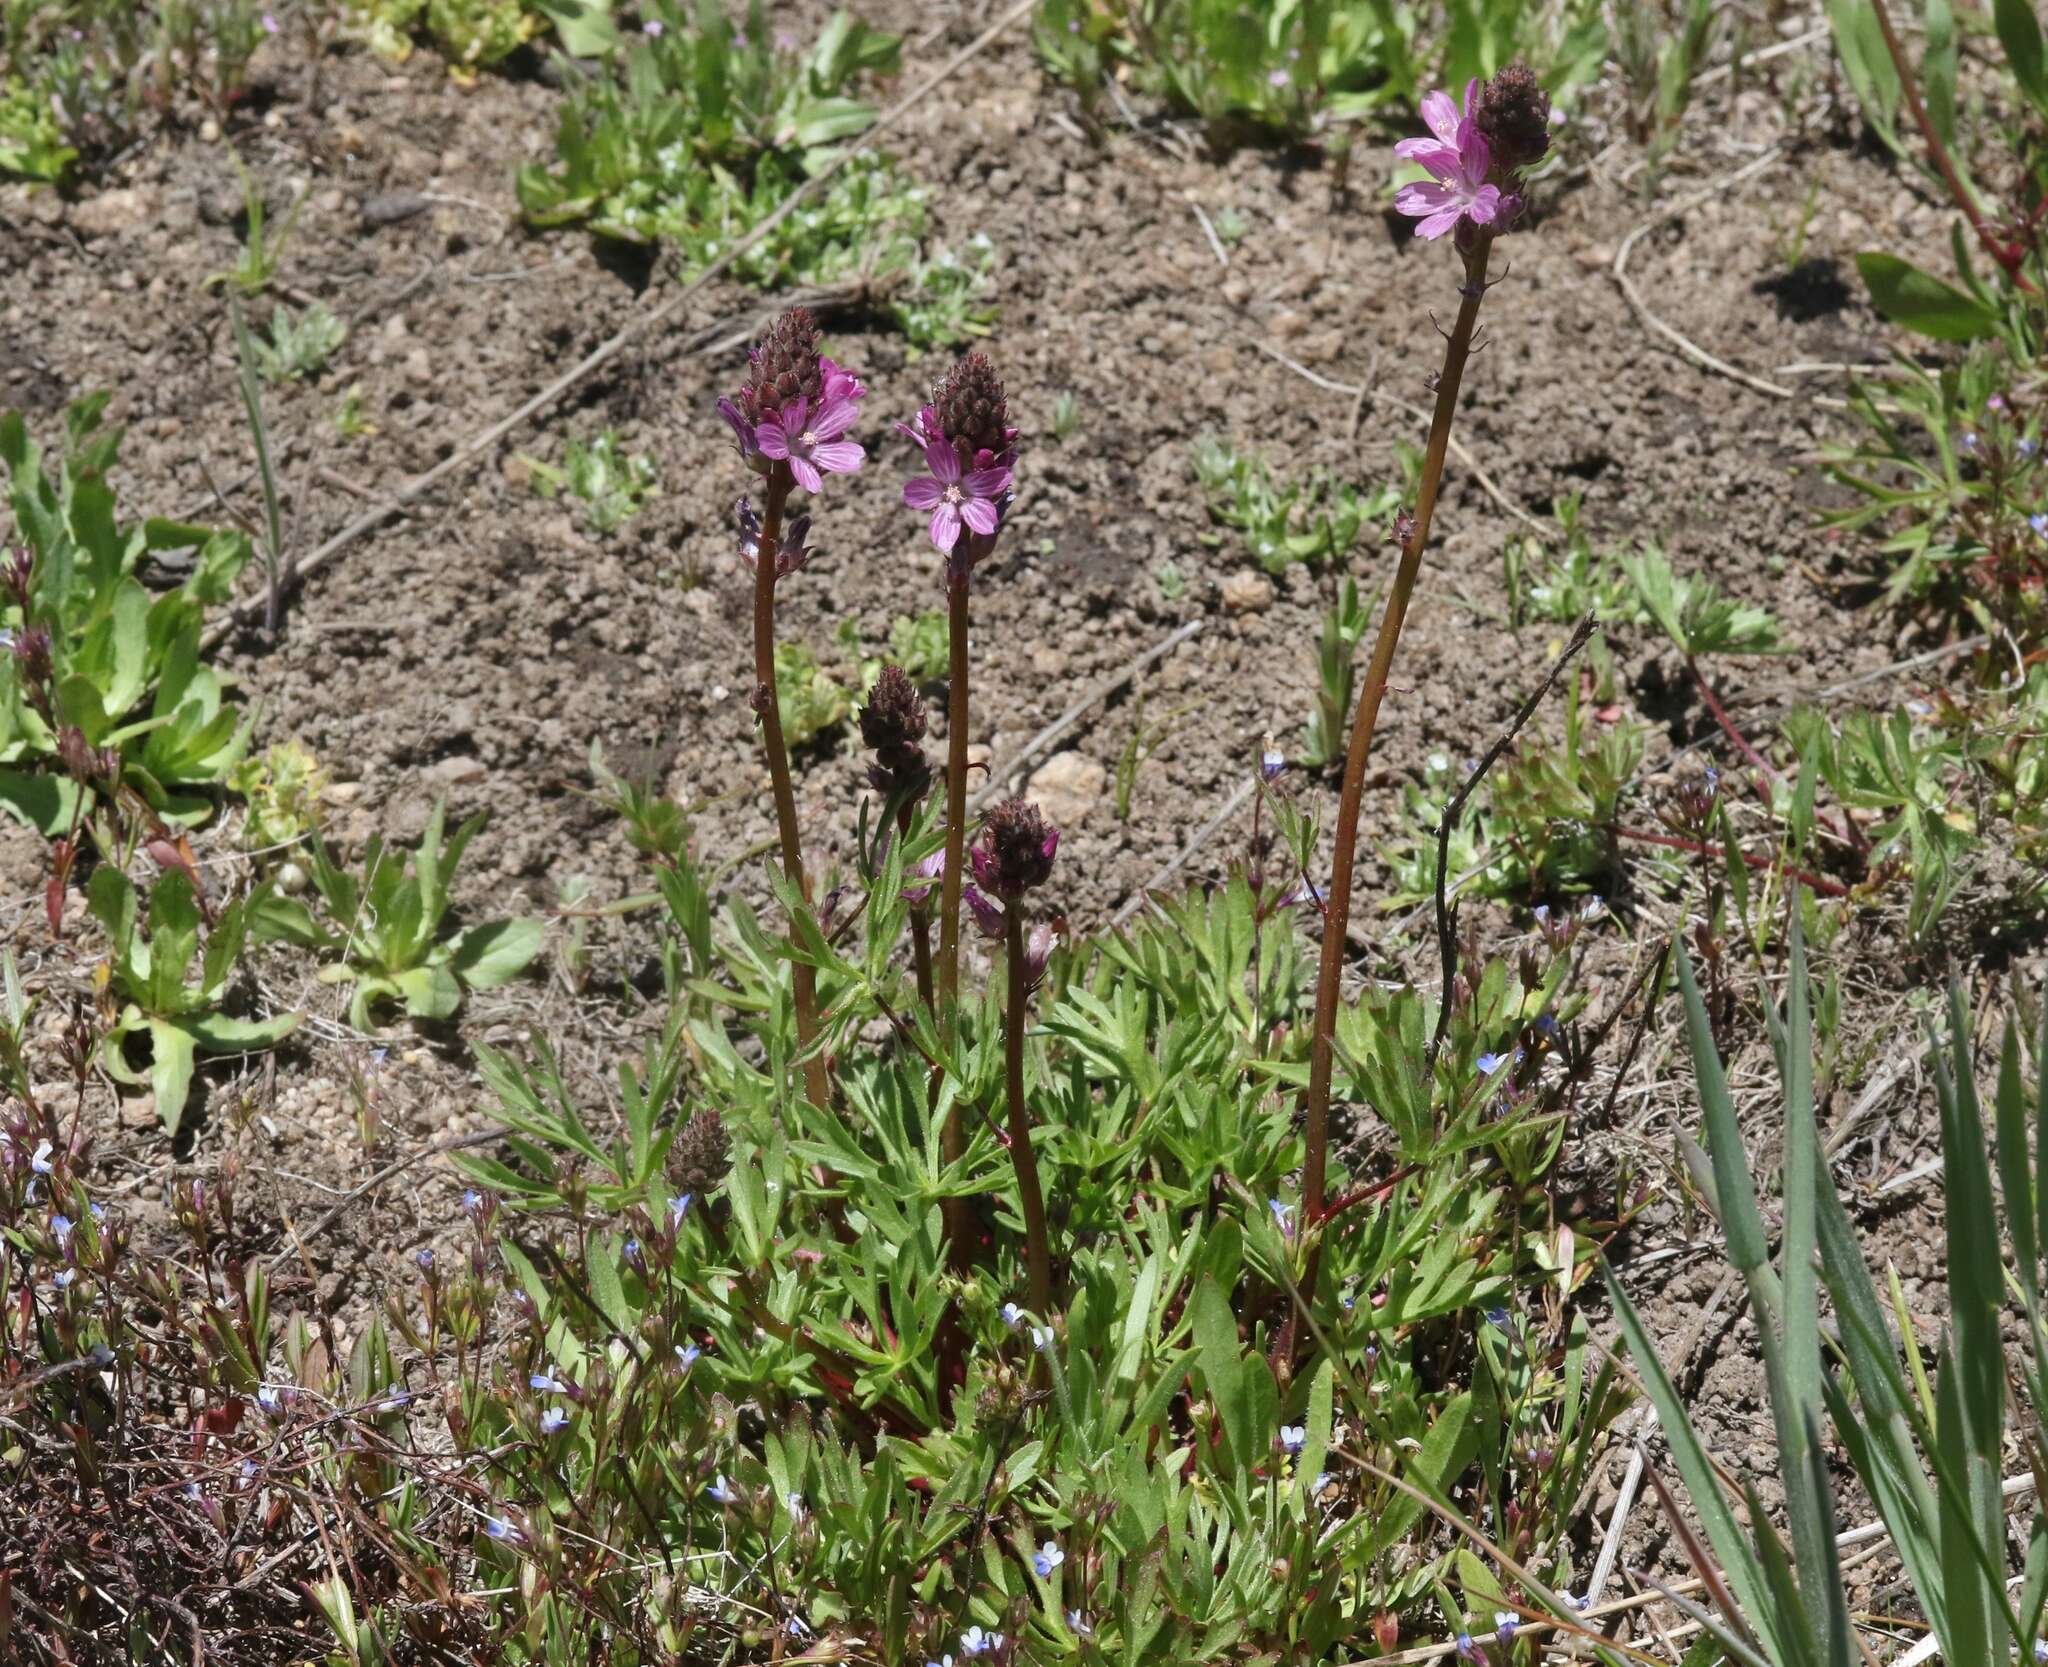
[666, 1108, 731, 1198]
[1474, 64, 1551, 174]
[969, 798, 1058, 901]
[859, 665, 931, 801]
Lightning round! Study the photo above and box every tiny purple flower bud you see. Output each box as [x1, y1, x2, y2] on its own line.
[415, 1247, 435, 1274]
[261, 11, 279, 32]
[904, 848, 945, 906]
[1022, 921, 1057, 982]
[963, 884, 1006, 940]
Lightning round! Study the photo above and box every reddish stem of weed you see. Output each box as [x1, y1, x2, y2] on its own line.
[1687, 656, 1866, 854]
[1614, 824, 1851, 898]
[1003, 909, 1054, 1316]
[1301, 234, 1495, 1235]
[1867, 0, 2036, 294]
[751, 470, 832, 1112]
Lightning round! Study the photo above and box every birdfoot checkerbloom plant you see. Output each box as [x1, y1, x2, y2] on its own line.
[722, 306, 869, 1111]
[1296, 63, 1555, 1356]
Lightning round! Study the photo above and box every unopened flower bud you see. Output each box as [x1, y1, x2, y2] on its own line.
[963, 884, 1006, 940]
[666, 1109, 731, 1197]
[931, 351, 1018, 472]
[859, 665, 931, 800]
[1475, 63, 1551, 172]
[969, 798, 1058, 900]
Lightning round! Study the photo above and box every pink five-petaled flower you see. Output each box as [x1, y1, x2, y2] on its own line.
[755, 395, 864, 494]
[1393, 81, 1499, 242]
[904, 437, 1010, 555]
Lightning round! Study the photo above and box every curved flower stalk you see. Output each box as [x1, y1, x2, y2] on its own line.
[962, 797, 1060, 1315]
[722, 307, 868, 1111]
[859, 664, 937, 1009]
[1296, 66, 1554, 1347]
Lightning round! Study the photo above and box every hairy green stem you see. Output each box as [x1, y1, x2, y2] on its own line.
[751, 470, 832, 1112]
[1301, 234, 1495, 1242]
[1003, 910, 1054, 1316]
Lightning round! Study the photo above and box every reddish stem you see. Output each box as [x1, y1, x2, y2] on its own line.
[1002, 910, 1054, 1316]
[751, 472, 832, 1112]
[1614, 825, 1851, 897]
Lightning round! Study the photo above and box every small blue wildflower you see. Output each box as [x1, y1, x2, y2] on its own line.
[1454, 1634, 1480, 1662]
[461, 1188, 481, 1212]
[483, 1515, 520, 1542]
[415, 1248, 434, 1274]
[529, 1372, 569, 1395]
[960, 1626, 1005, 1656]
[1566, 1592, 1590, 1612]
[1066, 1611, 1092, 1636]
[51, 1268, 74, 1289]
[88, 1201, 105, 1222]
[1477, 1052, 1508, 1076]
[2019, 437, 2038, 459]
[1030, 1325, 1056, 1353]
[1033, 1539, 1065, 1577]
[1486, 1306, 1511, 1329]
[1532, 904, 1550, 925]
[1260, 749, 1286, 782]
[2032, 1641, 2047, 1664]
[51, 1213, 72, 1242]
[1268, 1198, 1293, 1234]
[1312, 1471, 1333, 1492]
[31, 1139, 53, 1175]
[707, 1474, 736, 1504]
[540, 1407, 570, 1434]
[1000, 1301, 1025, 1330]
[669, 1193, 694, 1228]
[256, 1383, 283, 1413]
[2032, 512, 2048, 538]
[1961, 430, 1981, 453]
[927, 1658, 955, 1667]
[1494, 1611, 1520, 1642]
[1279, 1423, 1306, 1454]
[676, 1343, 701, 1370]
[786, 1492, 806, 1519]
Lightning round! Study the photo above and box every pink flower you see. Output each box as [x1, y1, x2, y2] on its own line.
[903, 437, 1010, 555]
[1393, 81, 1500, 241]
[821, 356, 865, 405]
[755, 395, 864, 494]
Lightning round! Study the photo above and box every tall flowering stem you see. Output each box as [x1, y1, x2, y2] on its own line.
[1299, 68, 1549, 1317]
[749, 476, 831, 1112]
[900, 354, 1017, 1021]
[723, 307, 866, 1112]
[1301, 240, 1493, 1216]
[1002, 908, 1054, 1316]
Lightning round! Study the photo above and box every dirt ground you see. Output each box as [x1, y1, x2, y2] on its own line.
[0, 2, 2023, 1628]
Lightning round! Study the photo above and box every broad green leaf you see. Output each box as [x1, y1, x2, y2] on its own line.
[1996, 0, 2048, 124]
[148, 1017, 199, 1137]
[451, 917, 544, 990]
[0, 767, 84, 837]
[187, 1011, 300, 1052]
[1856, 252, 1999, 342]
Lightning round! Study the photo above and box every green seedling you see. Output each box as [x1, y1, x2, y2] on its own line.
[89, 867, 299, 1137]
[252, 799, 543, 1029]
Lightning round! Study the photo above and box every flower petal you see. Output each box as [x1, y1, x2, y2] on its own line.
[922, 436, 962, 483]
[960, 497, 999, 536]
[810, 439, 864, 474]
[1393, 136, 1454, 163]
[789, 456, 823, 494]
[904, 475, 945, 510]
[1466, 183, 1502, 225]
[1412, 146, 1467, 184]
[754, 422, 791, 460]
[1413, 206, 1462, 240]
[1457, 122, 1491, 188]
[781, 393, 809, 436]
[963, 466, 1011, 499]
[1461, 77, 1480, 119]
[808, 397, 858, 441]
[929, 502, 961, 553]
[1394, 181, 1456, 217]
[1419, 88, 1459, 145]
